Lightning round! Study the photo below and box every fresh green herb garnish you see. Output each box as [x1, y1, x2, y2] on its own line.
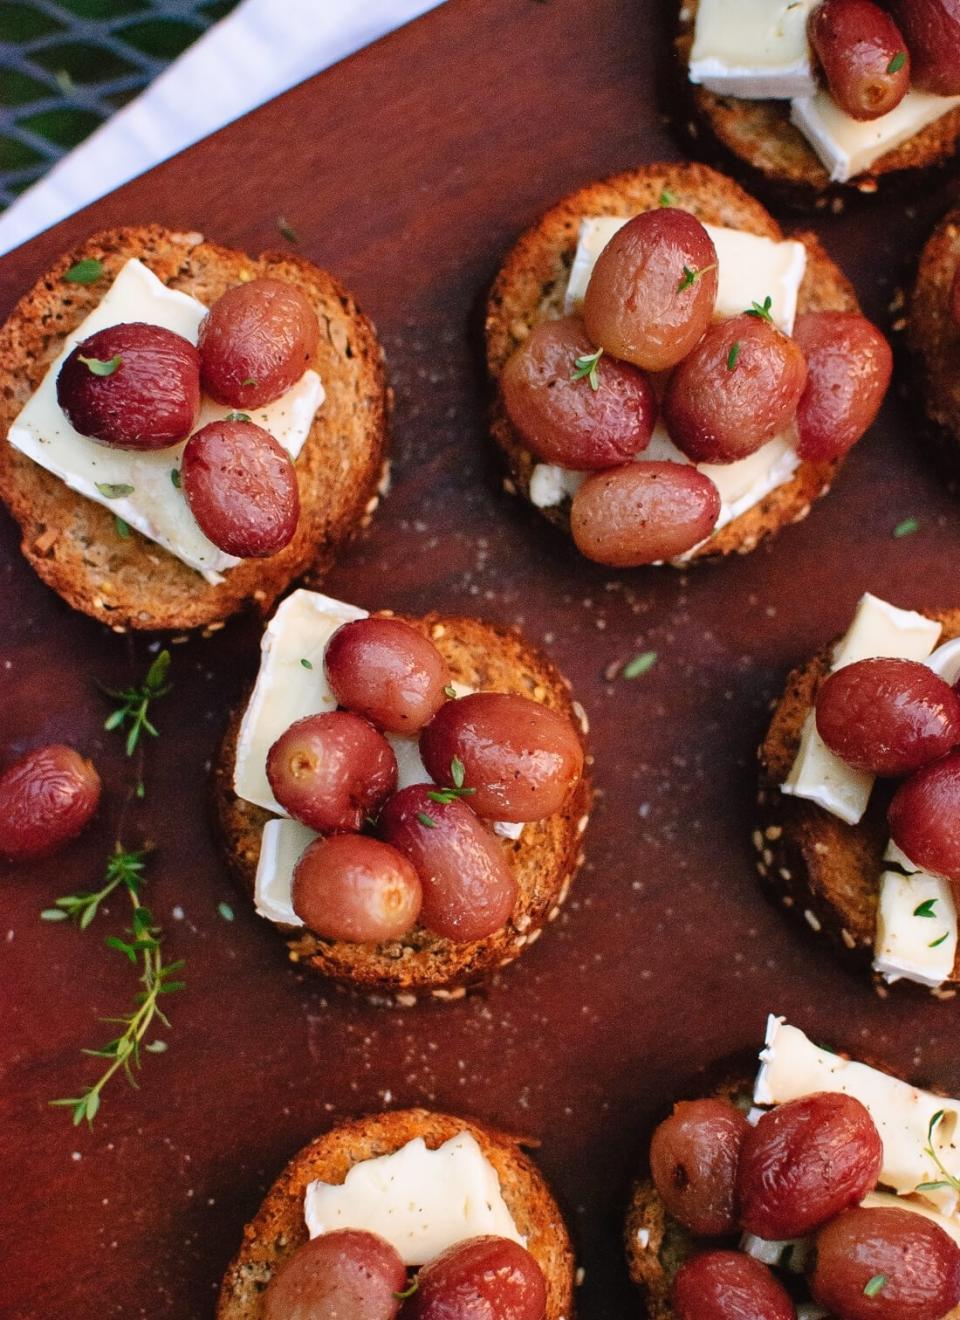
[101, 650, 172, 757]
[887, 51, 906, 74]
[727, 341, 741, 371]
[95, 482, 134, 499]
[451, 755, 467, 788]
[170, 469, 182, 490]
[63, 258, 104, 285]
[894, 516, 919, 539]
[115, 516, 130, 539]
[571, 346, 604, 391]
[135, 781, 145, 800]
[416, 811, 438, 829]
[428, 755, 477, 806]
[224, 411, 251, 422]
[41, 847, 146, 929]
[443, 684, 458, 699]
[914, 898, 938, 918]
[623, 651, 658, 679]
[300, 658, 313, 669]
[930, 931, 950, 948]
[217, 902, 234, 922]
[745, 295, 774, 323]
[917, 1110, 960, 1196]
[677, 263, 716, 293]
[659, 189, 676, 207]
[241, 376, 258, 388]
[863, 1275, 886, 1298]
[78, 353, 121, 377]
[277, 216, 300, 244]
[394, 1279, 419, 1301]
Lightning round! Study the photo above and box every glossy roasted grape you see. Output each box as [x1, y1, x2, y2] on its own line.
[582, 209, 719, 371]
[810, 0, 910, 120]
[888, 751, 960, 880]
[812, 1206, 960, 1320]
[793, 312, 892, 462]
[815, 658, 960, 776]
[402, 1236, 547, 1320]
[292, 833, 422, 942]
[671, 1251, 794, 1320]
[266, 712, 397, 833]
[198, 278, 319, 408]
[57, 322, 200, 450]
[663, 315, 807, 464]
[263, 1230, 407, 1320]
[887, 0, 960, 95]
[500, 316, 658, 468]
[649, 1099, 749, 1237]
[737, 1093, 883, 1239]
[324, 618, 450, 734]
[0, 744, 101, 861]
[378, 785, 517, 941]
[570, 461, 720, 566]
[181, 419, 300, 557]
[419, 692, 583, 823]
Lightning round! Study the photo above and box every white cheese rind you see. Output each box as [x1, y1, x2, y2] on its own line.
[254, 817, 317, 924]
[927, 638, 960, 687]
[874, 868, 957, 989]
[689, 0, 817, 100]
[781, 595, 942, 825]
[7, 258, 323, 582]
[791, 89, 960, 183]
[740, 1233, 811, 1271]
[303, 1133, 525, 1266]
[755, 1017, 960, 1216]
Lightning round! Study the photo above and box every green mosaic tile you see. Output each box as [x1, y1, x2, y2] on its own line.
[57, 0, 149, 16]
[30, 41, 139, 84]
[118, 17, 202, 59]
[0, 134, 47, 170]
[16, 107, 102, 150]
[0, 4, 65, 42]
[0, 69, 52, 107]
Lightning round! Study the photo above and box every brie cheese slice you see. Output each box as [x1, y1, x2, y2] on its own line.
[874, 867, 957, 989]
[689, 0, 818, 100]
[862, 1190, 960, 1247]
[303, 1133, 525, 1266]
[791, 89, 960, 184]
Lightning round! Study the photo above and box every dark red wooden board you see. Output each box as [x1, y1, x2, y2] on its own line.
[2, 1, 960, 1316]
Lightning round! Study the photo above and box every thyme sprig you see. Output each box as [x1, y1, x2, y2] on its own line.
[40, 847, 146, 929]
[101, 650, 172, 756]
[428, 755, 477, 806]
[916, 1110, 960, 1195]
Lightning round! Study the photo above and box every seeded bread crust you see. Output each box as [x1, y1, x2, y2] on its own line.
[908, 206, 960, 462]
[212, 610, 592, 1001]
[485, 162, 857, 564]
[676, 0, 960, 192]
[216, 1108, 576, 1320]
[756, 608, 960, 994]
[0, 225, 389, 632]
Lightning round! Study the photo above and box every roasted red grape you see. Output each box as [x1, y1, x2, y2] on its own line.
[887, 0, 960, 95]
[810, 0, 910, 120]
[267, 712, 397, 833]
[649, 1099, 749, 1237]
[671, 1251, 794, 1320]
[198, 278, 319, 408]
[582, 209, 719, 371]
[325, 618, 450, 734]
[419, 692, 583, 823]
[181, 419, 299, 558]
[815, 657, 960, 776]
[737, 1093, 882, 1239]
[570, 461, 720, 566]
[402, 1236, 547, 1320]
[292, 833, 422, 942]
[793, 312, 892, 462]
[663, 315, 807, 464]
[500, 316, 657, 468]
[888, 750, 960, 880]
[812, 1206, 960, 1320]
[0, 744, 101, 861]
[379, 786, 517, 941]
[263, 1230, 406, 1320]
[57, 322, 200, 450]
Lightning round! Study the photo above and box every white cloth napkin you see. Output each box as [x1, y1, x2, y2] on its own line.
[0, 0, 446, 257]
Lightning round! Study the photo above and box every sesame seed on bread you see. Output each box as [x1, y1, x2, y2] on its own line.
[212, 610, 592, 1001]
[908, 206, 960, 463]
[485, 162, 857, 563]
[0, 225, 389, 632]
[216, 1108, 576, 1320]
[756, 608, 960, 994]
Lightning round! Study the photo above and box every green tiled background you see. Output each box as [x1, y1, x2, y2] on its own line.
[0, 0, 240, 210]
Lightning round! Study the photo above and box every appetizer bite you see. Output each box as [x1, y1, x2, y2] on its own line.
[679, 0, 960, 189]
[487, 163, 890, 567]
[213, 590, 590, 1000]
[217, 1108, 574, 1320]
[627, 1015, 960, 1320]
[0, 226, 388, 631]
[759, 592, 960, 994]
[909, 202, 960, 460]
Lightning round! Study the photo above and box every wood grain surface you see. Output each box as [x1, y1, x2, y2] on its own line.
[2, 1, 960, 1316]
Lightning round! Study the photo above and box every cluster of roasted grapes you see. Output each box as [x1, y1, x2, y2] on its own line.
[815, 656, 960, 880]
[263, 1229, 547, 1320]
[266, 616, 584, 944]
[808, 0, 960, 124]
[650, 1093, 960, 1320]
[501, 209, 891, 566]
[56, 278, 319, 557]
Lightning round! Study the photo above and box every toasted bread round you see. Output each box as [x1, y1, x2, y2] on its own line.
[756, 608, 960, 993]
[485, 162, 857, 565]
[217, 1107, 576, 1320]
[676, 0, 960, 192]
[909, 206, 960, 460]
[0, 225, 389, 632]
[213, 610, 592, 1001]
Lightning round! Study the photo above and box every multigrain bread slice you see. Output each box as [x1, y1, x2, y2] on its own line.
[485, 162, 857, 564]
[212, 610, 592, 1001]
[0, 225, 389, 632]
[676, 0, 960, 193]
[756, 608, 960, 994]
[217, 1108, 576, 1320]
[908, 206, 960, 462]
